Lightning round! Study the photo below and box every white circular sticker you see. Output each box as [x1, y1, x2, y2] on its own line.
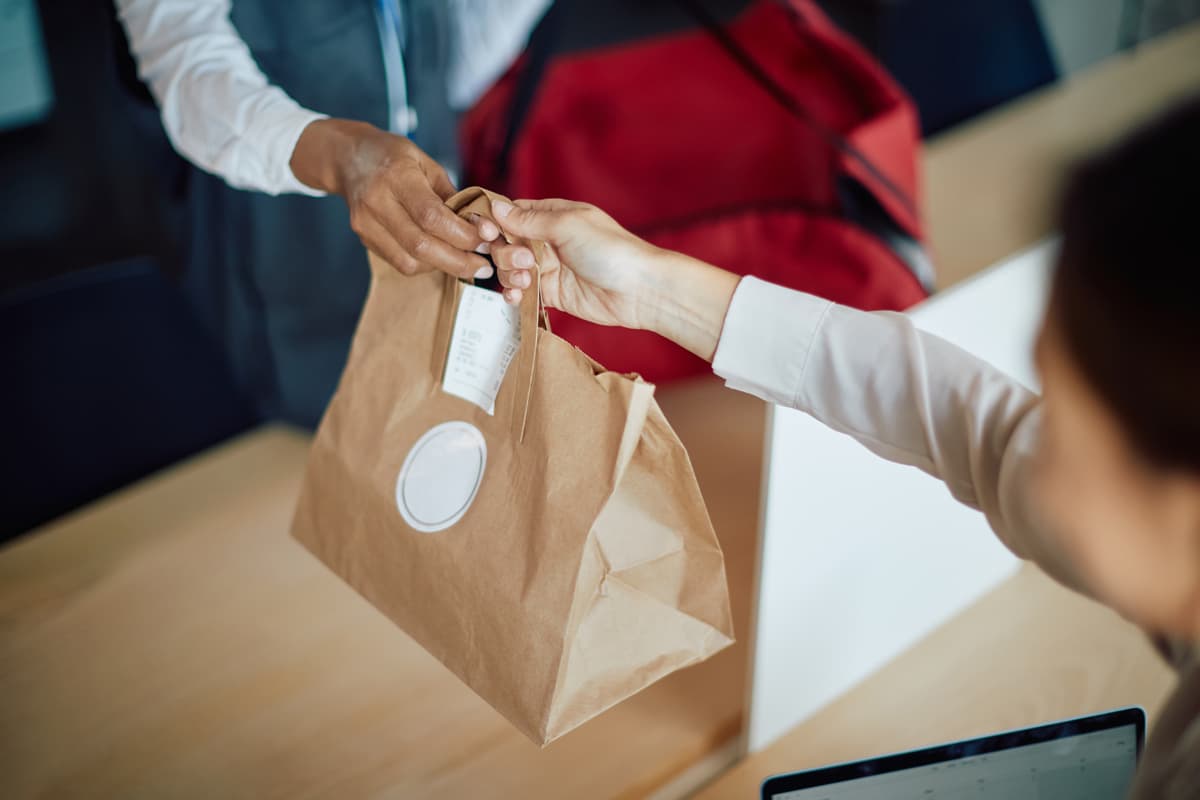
[395, 421, 487, 533]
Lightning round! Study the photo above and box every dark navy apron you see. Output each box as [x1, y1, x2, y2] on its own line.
[181, 0, 456, 428]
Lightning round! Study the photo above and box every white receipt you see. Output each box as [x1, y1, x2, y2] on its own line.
[442, 283, 522, 414]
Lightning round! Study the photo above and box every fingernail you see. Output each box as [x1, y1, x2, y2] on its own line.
[492, 201, 513, 219]
[480, 221, 499, 240]
[475, 266, 493, 279]
[474, 241, 491, 254]
[514, 249, 534, 268]
[516, 271, 530, 288]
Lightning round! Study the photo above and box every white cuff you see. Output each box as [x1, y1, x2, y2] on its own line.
[711, 276, 833, 408]
[243, 105, 329, 197]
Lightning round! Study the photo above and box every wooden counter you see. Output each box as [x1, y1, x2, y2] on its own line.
[0, 375, 766, 799]
[695, 563, 1175, 798]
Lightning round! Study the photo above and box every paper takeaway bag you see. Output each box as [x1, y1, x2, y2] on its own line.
[291, 187, 734, 745]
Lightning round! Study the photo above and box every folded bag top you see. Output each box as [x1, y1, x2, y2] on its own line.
[291, 186, 734, 745]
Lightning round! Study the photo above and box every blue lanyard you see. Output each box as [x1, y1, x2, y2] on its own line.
[376, 0, 407, 52]
[374, 0, 413, 134]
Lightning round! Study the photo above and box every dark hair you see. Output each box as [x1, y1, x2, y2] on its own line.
[1051, 93, 1200, 473]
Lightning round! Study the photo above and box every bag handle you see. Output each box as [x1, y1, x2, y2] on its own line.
[439, 187, 546, 442]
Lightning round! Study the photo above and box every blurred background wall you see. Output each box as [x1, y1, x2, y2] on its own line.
[0, 0, 187, 294]
[1037, 0, 1200, 71]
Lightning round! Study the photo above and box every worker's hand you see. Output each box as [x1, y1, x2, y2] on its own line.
[489, 199, 740, 361]
[291, 118, 496, 279]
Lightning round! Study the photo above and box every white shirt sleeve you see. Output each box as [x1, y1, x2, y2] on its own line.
[712, 276, 1087, 591]
[114, 0, 328, 196]
[445, 0, 553, 110]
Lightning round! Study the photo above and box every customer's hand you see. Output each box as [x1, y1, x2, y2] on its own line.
[487, 199, 662, 330]
[489, 198, 741, 361]
[291, 119, 496, 279]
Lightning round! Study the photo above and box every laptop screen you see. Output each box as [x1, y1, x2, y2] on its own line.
[763, 708, 1144, 800]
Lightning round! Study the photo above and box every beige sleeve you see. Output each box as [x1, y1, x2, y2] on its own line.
[712, 276, 1093, 596]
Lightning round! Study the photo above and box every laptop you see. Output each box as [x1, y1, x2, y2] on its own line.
[762, 707, 1145, 800]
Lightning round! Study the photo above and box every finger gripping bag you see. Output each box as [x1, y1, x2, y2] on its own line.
[291, 187, 734, 746]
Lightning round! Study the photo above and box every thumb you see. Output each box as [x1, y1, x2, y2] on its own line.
[491, 198, 569, 241]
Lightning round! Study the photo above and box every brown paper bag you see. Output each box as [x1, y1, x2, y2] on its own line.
[291, 187, 734, 745]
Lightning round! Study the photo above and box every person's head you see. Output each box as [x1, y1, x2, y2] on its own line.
[1034, 94, 1200, 638]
